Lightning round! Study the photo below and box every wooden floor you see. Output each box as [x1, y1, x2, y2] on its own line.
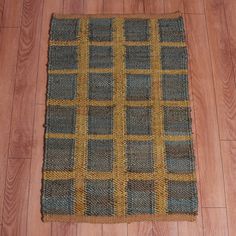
[0, 0, 236, 235]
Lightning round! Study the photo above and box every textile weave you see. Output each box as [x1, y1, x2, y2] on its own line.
[42, 12, 198, 223]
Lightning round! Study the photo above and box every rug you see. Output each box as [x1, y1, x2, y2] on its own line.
[41, 12, 198, 223]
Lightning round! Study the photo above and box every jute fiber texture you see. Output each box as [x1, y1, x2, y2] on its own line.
[41, 12, 198, 223]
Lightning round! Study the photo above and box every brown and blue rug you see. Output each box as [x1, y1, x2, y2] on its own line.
[41, 12, 198, 223]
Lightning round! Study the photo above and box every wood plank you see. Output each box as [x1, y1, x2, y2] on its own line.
[202, 208, 228, 236]
[221, 141, 236, 236]
[52, 223, 77, 236]
[0, 0, 4, 25]
[83, 0, 103, 14]
[27, 105, 51, 236]
[77, 224, 102, 236]
[153, 222, 178, 236]
[0, 28, 20, 223]
[63, 0, 84, 14]
[204, 0, 236, 140]
[224, 0, 236, 70]
[124, 0, 144, 13]
[183, 0, 204, 14]
[1, 0, 24, 27]
[144, 0, 164, 14]
[8, 0, 44, 158]
[223, 0, 236, 140]
[103, 224, 127, 236]
[36, 0, 63, 105]
[2, 159, 31, 236]
[128, 222, 152, 236]
[184, 14, 225, 207]
[104, 0, 123, 13]
[164, 0, 184, 13]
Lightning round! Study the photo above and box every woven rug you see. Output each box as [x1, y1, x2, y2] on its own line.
[41, 12, 198, 223]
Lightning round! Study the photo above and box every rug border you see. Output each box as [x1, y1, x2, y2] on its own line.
[53, 11, 182, 19]
[43, 213, 197, 224]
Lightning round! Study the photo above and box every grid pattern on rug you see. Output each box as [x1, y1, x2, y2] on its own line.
[42, 13, 198, 223]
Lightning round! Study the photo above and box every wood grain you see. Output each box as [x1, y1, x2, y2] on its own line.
[8, 0, 44, 158]
[104, 0, 123, 13]
[2, 159, 31, 236]
[83, 0, 103, 14]
[144, 0, 164, 14]
[164, 0, 184, 13]
[204, 0, 236, 140]
[52, 223, 77, 236]
[63, 0, 84, 14]
[224, 0, 236, 71]
[36, 0, 63, 105]
[153, 222, 178, 236]
[202, 208, 228, 236]
[77, 224, 102, 236]
[184, 14, 226, 207]
[1, 0, 23, 27]
[103, 224, 127, 236]
[128, 222, 152, 236]
[221, 141, 236, 236]
[124, 0, 144, 13]
[27, 105, 51, 236]
[183, 0, 204, 14]
[0, 0, 4, 25]
[0, 28, 20, 223]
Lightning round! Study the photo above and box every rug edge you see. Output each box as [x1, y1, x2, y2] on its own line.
[53, 11, 182, 19]
[42, 213, 197, 224]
